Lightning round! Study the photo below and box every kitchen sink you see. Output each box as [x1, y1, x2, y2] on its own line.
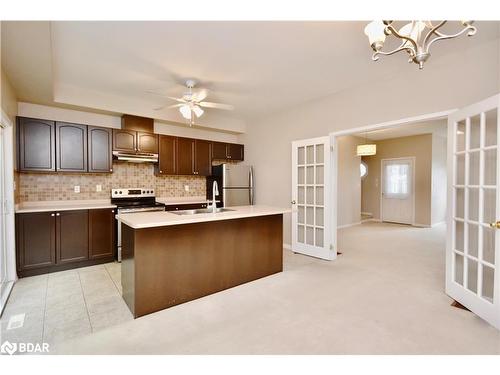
[171, 208, 235, 215]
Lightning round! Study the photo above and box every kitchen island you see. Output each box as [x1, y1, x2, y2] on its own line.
[117, 205, 289, 318]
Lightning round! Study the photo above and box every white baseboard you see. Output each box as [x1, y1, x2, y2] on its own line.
[361, 212, 373, 216]
[337, 221, 362, 229]
[283, 243, 291, 250]
[0, 281, 14, 317]
[413, 223, 431, 228]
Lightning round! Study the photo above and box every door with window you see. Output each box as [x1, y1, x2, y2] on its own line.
[381, 158, 414, 225]
[291, 136, 335, 260]
[447, 94, 500, 329]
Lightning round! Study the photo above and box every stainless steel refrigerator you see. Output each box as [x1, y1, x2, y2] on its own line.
[211, 164, 254, 206]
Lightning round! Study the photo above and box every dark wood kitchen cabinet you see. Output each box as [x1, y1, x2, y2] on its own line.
[17, 117, 56, 172]
[195, 139, 212, 176]
[56, 122, 88, 172]
[16, 212, 56, 271]
[177, 137, 195, 175]
[16, 208, 116, 277]
[137, 132, 158, 154]
[156, 135, 177, 175]
[56, 210, 89, 264]
[211, 142, 244, 161]
[89, 208, 116, 260]
[88, 126, 113, 173]
[113, 129, 137, 153]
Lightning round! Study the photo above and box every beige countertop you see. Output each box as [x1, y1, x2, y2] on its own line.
[116, 205, 290, 229]
[15, 200, 117, 213]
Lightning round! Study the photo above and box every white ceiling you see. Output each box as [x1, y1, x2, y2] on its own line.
[2, 21, 499, 133]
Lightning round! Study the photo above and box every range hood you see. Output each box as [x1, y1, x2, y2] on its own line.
[113, 151, 158, 163]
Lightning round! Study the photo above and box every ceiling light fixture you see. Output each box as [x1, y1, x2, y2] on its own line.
[357, 132, 377, 156]
[364, 21, 477, 69]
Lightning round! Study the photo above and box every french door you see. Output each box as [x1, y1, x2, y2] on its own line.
[291, 136, 335, 260]
[447, 94, 500, 329]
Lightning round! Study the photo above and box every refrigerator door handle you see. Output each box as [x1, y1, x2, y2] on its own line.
[249, 167, 254, 205]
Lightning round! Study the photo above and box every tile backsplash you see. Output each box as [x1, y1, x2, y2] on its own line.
[16, 162, 206, 202]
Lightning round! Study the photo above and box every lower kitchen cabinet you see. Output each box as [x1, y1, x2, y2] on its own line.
[15, 208, 116, 277]
[16, 212, 56, 271]
[56, 210, 89, 264]
[89, 208, 116, 259]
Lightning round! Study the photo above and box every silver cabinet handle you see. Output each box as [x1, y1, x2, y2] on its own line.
[56, 213, 60, 216]
[291, 200, 296, 204]
[110, 168, 113, 172]
[51, 213, 55, 217]
[160, 170, 163, 173]
[112, 210, 115, 213]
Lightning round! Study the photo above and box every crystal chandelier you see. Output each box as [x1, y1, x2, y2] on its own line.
[364, 21, 477, 69]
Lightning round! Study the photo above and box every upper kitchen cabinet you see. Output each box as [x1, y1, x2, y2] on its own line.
[56, 122, 88, 172]
[137, 132, 158, 154]
[195, 139, 212, 176]
[156, 135, 177, 175]
[17, 117, 56, 172]
[113, 129, 137, 153]
[227, 143, 244, 161]
[88, 126, 113, 173]
[211, 142, 244, 161]
[177, 137, 195, 175]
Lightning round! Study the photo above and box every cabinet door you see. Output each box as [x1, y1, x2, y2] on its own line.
[56, 122, 88, 172]
[227, 143, 244, 161]
[17, 117, 56, 172]
[157, 135, 177, 175]
[56, 210, 89, 264]
[177, 137, 195, 175]
[195, 140, 212, 176]
[16, 212, 56, 271]
[137, 132, 158, 154]
[88, 126, 113, 173]
[113, 129, 137, 152]
[212, 142, 228, 160]
[89, 208, 115, 260]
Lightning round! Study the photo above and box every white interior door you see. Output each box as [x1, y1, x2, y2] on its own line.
[291, 136, 335, 260]
[381, 158, 415, 225]
[447, 94, 500, 329]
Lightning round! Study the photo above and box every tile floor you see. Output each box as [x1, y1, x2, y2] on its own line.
[0, 262, 132, 347]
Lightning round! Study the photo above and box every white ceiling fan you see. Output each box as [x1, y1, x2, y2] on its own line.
[149, 80, 234, 126]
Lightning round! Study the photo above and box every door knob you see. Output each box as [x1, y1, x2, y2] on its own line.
[291, 200, 296, 204]
[490, 221, 500, 229]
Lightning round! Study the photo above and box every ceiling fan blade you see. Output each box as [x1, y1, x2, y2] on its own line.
[193, 88, 208, 102]
[199, 101, 234, 110]
[193, 105, 204, 118]
[168, 103, 184, 108]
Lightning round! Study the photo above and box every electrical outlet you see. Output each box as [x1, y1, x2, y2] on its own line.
[74, 185, 80, 193]
[96, 185, 102, 192]
[184, 185, 190, 192]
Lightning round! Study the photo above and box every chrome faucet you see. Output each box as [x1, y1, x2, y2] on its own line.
[210, 180, 219, 213]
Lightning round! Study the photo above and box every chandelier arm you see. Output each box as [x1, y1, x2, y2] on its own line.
[425, 24, 477, 53]
[422, 21, 447, 48]
[372, 42, 415, 61]
[384, 24, 419, 52]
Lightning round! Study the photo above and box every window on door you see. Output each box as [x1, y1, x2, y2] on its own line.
[384, 162, 411, 199]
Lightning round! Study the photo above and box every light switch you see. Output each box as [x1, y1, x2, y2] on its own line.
[74, 185, 80, 193]
[184, 185, 190, 192]
[96, 185, 102, 192]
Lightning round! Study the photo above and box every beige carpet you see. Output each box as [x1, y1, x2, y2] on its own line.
[52, 222, 500, 354]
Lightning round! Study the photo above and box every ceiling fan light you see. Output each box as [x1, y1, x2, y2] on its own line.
[193, 105, 204, 118]
[179, 104, 192, 120]
[357, 144, 377, 156]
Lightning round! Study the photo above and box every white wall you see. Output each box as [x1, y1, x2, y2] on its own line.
[240, 38, 500, 244]
[337, 135, 363, 227]
[18, 102, 239, 143]
[431, 134, 447, 226]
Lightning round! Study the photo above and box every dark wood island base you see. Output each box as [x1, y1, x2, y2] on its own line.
[121, 214, 283, 318]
